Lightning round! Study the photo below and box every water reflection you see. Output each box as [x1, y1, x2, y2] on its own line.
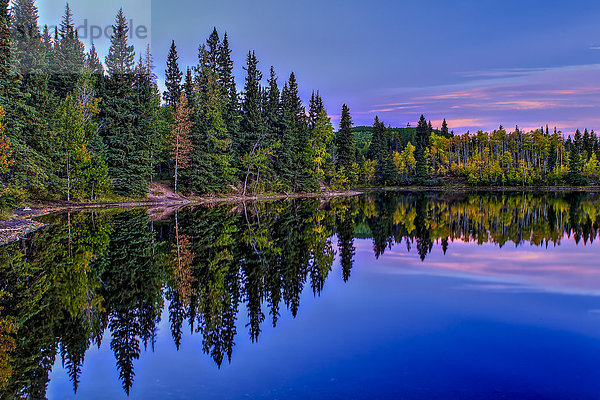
[0, 191, 599, 398]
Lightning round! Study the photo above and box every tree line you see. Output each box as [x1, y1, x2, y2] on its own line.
[0, 1, 360, 210]
[0, 1, 598, 211]
[353, 116, 600, 186]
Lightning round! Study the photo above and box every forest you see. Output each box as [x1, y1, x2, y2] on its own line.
[0, 1, 599, 212]
[1, 191, 599, 397]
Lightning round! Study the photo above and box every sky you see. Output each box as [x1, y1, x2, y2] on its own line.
[37, 0, 600, 134]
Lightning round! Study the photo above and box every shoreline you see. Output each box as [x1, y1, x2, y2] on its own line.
[1, 185, 599, 243]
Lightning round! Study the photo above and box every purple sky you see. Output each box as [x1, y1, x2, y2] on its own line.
[39, 0, 600, 134]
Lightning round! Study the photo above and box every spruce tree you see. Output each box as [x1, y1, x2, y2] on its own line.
[163, 40, 182, 108]
[9, 0, 51, 154]
[206, 27, 220, 71]
[10, 0, 43, 80]
[567, 129, 586, 185]
[282, 72, 315, 190]
[276, 81, 294, 184]
[368, 117, 395, 184]
[184, 44, 233, 193]
[183, 67, 194, 106]
[441, 118, 449, 138]
[336, 104, 356, 181]
[415, 114, 430, 183]
[240, 50, 263, 153]
[86, 44, 103, 75]
[308, 90, 324, 129]
[218, 32, 239, 139]
[0, 0, 48, 193]
[52, 3, 85, 98]
[264, 66, 280, 131]
[101, 8, 150, 196]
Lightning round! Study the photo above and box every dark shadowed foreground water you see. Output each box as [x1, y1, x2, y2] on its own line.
[1, 191, 600, 399]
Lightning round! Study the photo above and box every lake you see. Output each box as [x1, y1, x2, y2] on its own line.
[1, 191, 600, 399]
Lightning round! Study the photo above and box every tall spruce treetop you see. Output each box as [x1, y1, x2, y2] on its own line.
[308, 91, 324, 129]
[163, 40, 182, 108]
[415, 114, 431, 183]
[368, 116, 386, 161]
[336, 104, 356, 174]
[52, 3, 85, 97]
[86, 44, 104, 75]
[206, 27, 220, 72]
[105, 8, 135, 77]
[241, 50, 262, 135]
[264, 66, 280, 130]
[441, 118, 449, 137]
[0, 0, 27, 136]
[183, 66, 194, 106]
[218, 32, 238, 135]
[10, 0, 43, 77]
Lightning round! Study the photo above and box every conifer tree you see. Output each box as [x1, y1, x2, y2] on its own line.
[264, 66, 280, 131]
[279, 72, 315, 190]
[308, 90, 324, 129]
[185, 44, 233, 193]
[240, 51, 263, 155]
[441, 118, 449, 137]
[86, 44, 103, 75]
[183, 67, 194, 106]
[218, 32, 239, 138]
[309, 109, 335, 182]
[368, 117, 395, 184]
[336, 104, 356, 182]
[415, 114, 430, 183]
[206, 27, 220, 71]
[100, 8, 150, 196]
[52, 3, 85, 98]
[10, 0, 43, 80]
[567, 129, 586, 185]
[163, 40, 182, 108]
[9, 0, 51, 153]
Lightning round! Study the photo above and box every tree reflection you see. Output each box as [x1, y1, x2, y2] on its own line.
[0, 191, 599, 397]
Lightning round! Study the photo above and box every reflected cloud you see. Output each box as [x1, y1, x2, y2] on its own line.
[369, 64, 600, 134]
[362, 239, 600, 297]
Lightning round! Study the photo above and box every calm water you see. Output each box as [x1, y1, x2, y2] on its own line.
[1, 191, 600, 399]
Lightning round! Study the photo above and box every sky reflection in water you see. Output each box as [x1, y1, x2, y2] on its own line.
[3, 191, 599, 399]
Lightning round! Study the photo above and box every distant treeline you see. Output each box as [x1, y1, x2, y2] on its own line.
[0, 1, 598, 211]
[352, 119, 599, 186]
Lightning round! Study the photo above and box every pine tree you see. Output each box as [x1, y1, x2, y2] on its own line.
[9, 0, 43, 80]
[567, 129, 586, 185]
[184, 44, 234, 193]
[183, 67, 194, 106]
[86, 44, 103, 75]
[240, 50, 263, 155]
[206, 27, 220, 71]
[441, 118, 449, 137]
[52, 3, 85, 98]
[308, 90, 324, 129]
[309, 109, 335, 182]
[218, 32, 238, 139]
[100, 8, 150, 196]
[264, 66, 280, 131]
[368, 117, 395, 184]
[163, 40, 182, 108]
[336, 104, 356, 182]
[279, 72, 315, 190]
[415, 114, 430, 183]
[9, 0, 51, 153]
